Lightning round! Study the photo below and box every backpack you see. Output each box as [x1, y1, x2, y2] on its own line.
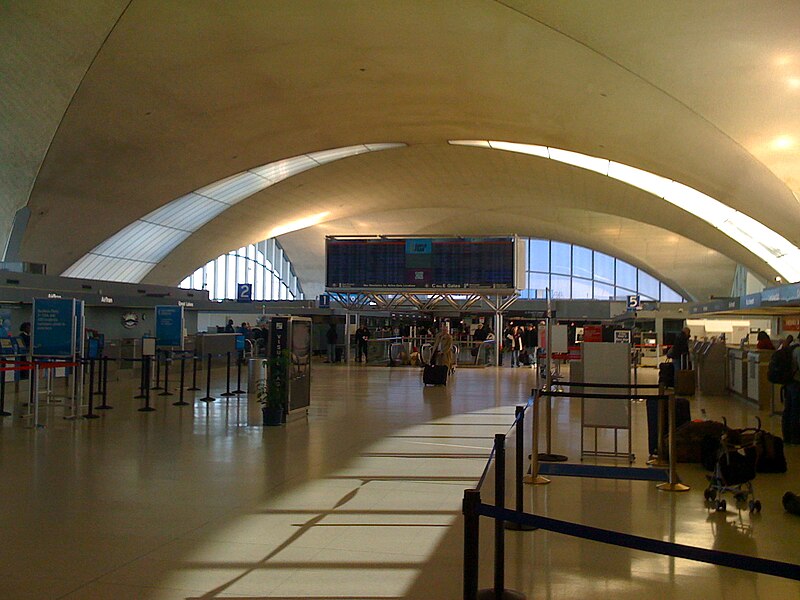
[767, 345, 796, 385]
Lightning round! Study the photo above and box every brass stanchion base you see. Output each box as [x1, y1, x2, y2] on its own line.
[657, 482, 690, 492]
[538, 452, 568, 462]
[523, 474, 550, 485]
[477, 589, 526, 599]
[505, 521, 537, 531]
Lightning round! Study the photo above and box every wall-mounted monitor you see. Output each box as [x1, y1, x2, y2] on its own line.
[325, 236, 523, 292]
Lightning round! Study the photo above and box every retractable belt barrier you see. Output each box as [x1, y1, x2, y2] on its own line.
[462, 395, 800, 600]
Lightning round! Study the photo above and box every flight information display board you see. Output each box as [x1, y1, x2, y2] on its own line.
[326, 236, 521, 291]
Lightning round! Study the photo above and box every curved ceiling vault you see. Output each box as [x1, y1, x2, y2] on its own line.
[5, 2, 800, 302]
[145, 143, 769, 301]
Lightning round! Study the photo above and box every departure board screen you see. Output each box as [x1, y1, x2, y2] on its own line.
[325, 237, 519, 290]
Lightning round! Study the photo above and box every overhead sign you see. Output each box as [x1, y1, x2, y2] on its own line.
[626, 295, 641, 311]
[318, 294, 330, 309]
[325, 236, 519, 291]
[237, 283, 253, 303]
[155, 305, 184, 349]
[32, 298, 76, 357]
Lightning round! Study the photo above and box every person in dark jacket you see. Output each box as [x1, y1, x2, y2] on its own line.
[325, 323, 338, 363]
[670, 326, 691, 379]
[355, 326, 370, 363]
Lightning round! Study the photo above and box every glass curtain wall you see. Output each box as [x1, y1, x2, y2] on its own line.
[522, 238, 684, 302]
[179, 238, 303, 301]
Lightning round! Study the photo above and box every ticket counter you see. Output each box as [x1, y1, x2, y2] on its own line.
[746, 350, 773, 410]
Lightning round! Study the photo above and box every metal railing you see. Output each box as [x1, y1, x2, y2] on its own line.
[462, 387, 800, 599]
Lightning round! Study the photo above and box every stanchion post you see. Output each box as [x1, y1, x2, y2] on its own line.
[648, 391, 668, 466]
[31, 363, 43, 428]
[159, 352, 173, 396]
[221, 352, 235, 397]
[152, 350, 163, 390]
[83, 359, 99, 419]
[233, 349, 245, 394]
[524, 392, 550, 485]
[462, 489, 481, 600]
[477, 434, 526, 600]
[134, 358, 146, 399]
[507, 406, 537, 531]
[200, 353, 215, 402]
[138, 356, 155, 412]
[0, 359, 10, 417]
[657, 394, 690, 492]
[188, 355, 200, 391]
[173, 357, 189, 406]
[96, 357, 112, 410]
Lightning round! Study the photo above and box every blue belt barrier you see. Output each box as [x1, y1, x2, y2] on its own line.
[479, 503, 800, 581]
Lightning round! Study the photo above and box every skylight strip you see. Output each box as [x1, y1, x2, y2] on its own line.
[450, 139, 800, 282]
[63, 142, 406, 283]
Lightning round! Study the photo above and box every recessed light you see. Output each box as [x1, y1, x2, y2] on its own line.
[771, 135, 795, 150]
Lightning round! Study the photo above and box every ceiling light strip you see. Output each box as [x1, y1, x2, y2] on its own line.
[450, 140, 800, 282]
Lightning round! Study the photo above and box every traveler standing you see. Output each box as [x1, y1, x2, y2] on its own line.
[355, 325, 370, 363]
[326, 323, 338, 363]
[784, 340, 800, 444]
[670, 326, 691, 379]
[510, 326, 524, 367]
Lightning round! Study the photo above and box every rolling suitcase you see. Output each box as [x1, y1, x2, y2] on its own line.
[674, 355, 696, 396]
[423, 364, 448, 386]
[658, 361, 675, 388]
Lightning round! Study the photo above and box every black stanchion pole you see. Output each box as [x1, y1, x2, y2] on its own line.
[462, 489, 481, 600]
[200, 353, 215, 402]
[152, 350, 163, 390]
[478, 434, 526, 600]
[96, 357, 112, 410]
[139, 356, 155, 412]
[221, 351, 235, 397]
[493, 433, 505, 598]
[188, 355, 200, 391]
[0, 359, 10, 417]
[506, 406, 536, 532]
[232, 350, 245, 394]
[173, 357, 189, 406]
[134, 358, 146, 399]
[83, 359, 100, 419]
[159, 352, 173, 396]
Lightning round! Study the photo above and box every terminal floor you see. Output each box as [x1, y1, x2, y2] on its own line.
[0, 363, 799, 599]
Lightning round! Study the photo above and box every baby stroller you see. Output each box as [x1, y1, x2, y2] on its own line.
[703, 419, 762, 513]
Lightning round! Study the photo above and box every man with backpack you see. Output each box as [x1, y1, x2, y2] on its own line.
[786, 338, 800, 444]
[771, 335, 800, 444]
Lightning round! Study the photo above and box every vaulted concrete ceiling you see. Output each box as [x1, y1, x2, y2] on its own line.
[4, 1, 800, 301]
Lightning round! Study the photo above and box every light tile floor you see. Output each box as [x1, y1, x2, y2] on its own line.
[0, 363, 798, 599]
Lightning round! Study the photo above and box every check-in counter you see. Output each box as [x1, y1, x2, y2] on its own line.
[696, 340, 727, 395]
[727, 348, 747, 397]
[746, 350, 773, 410]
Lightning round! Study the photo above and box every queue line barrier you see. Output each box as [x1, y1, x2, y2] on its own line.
[463, 393, 800, 600]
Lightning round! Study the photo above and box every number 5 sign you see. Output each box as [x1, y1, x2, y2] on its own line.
[237, 283, 253, 303]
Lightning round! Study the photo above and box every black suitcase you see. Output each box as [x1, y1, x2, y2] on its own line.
[646, 396, 691, 455]
[658, 361, 675, 388]
[423, 364, 448, 386]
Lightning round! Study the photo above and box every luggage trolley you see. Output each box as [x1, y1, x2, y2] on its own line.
[703, 418, 762, 513]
